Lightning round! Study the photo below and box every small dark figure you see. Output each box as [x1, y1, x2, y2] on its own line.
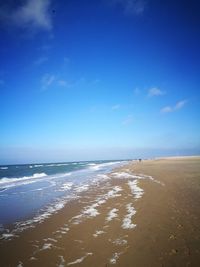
[139, 158, 142, 162]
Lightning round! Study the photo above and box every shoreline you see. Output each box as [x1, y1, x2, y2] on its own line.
[0, 157, 200, 266]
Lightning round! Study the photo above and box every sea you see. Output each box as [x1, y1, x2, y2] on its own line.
[0, 160, 128, 236]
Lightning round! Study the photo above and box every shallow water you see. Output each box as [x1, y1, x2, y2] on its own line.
[0, 160, 127, 227]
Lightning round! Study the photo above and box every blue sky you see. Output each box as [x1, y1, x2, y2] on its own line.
[0, 0, 200, 164]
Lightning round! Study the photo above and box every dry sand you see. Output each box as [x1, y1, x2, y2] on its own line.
[0, 157, 200, 266]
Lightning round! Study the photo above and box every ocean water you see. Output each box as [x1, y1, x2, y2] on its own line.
[0, 160, 127, 230]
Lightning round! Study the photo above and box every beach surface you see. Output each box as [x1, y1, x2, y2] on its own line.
[1, 157, 200, 266]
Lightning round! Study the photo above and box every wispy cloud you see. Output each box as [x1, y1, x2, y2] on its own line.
[111, 0, 147, 15]
[174, 100, 187, 110]
[111, 104, 121, 110]
[122, 115, 134, 125]
[57, 79, 76, 88]
[148, 87, 165, 97]
[34, 56, 48, 65]
[41, 75, 76, 90]
[41, 75, 100, 90]
[57, 80, 68, 87]
[41, 74, 55, 90]
[0, 0, 52, 32]
[160, 106, 173, 113]
[161, 100, 188, 113]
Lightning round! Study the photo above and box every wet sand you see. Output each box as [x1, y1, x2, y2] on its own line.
[1, 157, 200, 266]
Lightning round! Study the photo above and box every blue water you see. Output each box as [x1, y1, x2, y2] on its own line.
[0, 160, 127, 227]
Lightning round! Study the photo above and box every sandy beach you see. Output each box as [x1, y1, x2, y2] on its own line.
[1, 157, 200, 267]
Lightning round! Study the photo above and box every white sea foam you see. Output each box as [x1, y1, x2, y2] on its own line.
[109, 252, 121, 264]
[107, 186, 122, 197]
[71, 186, 122, 224]
[0, 233, 16, 240]
[97, 174, 110, 180]
[106, 208, 119, 222]
[0, 161, 127, 241]
[0, 197, 73, 240]
[0, 171, 74, 191]
[111, 172, 137, 179]
[0, 167, 8, 170]
[101, 161, 121, 167]
[41, 243, 53, 250]
[17, 261, 23, 267]
[55, 163, 69, 166]
[34, 165, 43, 167]
[67, 253, 93, 266]
[128, 180, 144, 199]
[83, 206, 99, 217]
[44, 237, 57, 243]
[93, 230, 105, 237]
[88, 164, 101, 171]
[59, 182, 73, 191]
[30, 257, 37, 261]
[88, 161, 123, 171]
[57, 256, 65, 267]
[0, 173, 47, 189]
[74, 184, 89, 193]
[112, 171, 164, 187]
[112, 238, 127, 246]
[122, 203, 136, 229]
[55, 224, 69, 235]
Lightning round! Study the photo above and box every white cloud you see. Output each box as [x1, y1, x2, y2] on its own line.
[1, 0, 52, 32]
[111, 0, 147, 15]
[148, 87, 165, 97]
[41, 75, 100, 90]
[122, 115, 133, 125]
[174, 100, 187, 110]
[111, 104, 120, 110]
[41, 74, 55, 90]
[57, 80, 75, 88]
[161, 100, 188, 114]
[57, 80, 68, 87]
[160, 106, 173, 113]
[34, 56, 48, 65]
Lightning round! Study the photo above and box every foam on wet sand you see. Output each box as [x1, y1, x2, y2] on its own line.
[1, 157, 200, 267]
